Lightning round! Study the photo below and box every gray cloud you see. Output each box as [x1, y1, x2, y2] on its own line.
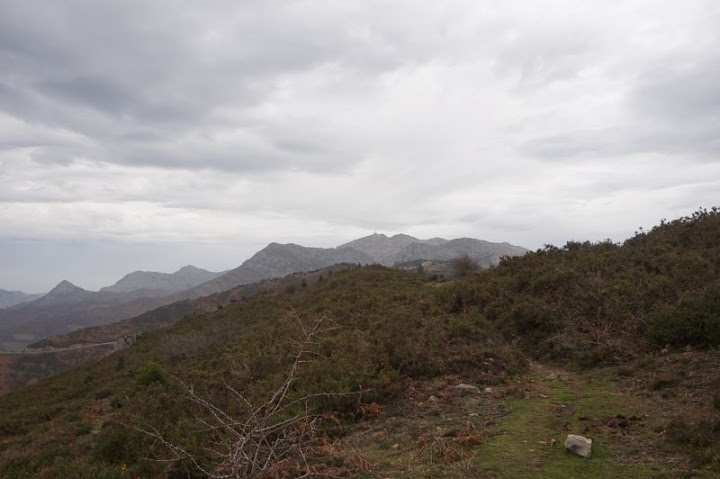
[1, 0, 719, 291]
[1, 1, 376, 172]
[521, 125, 720, 161]
[634, 60, 720, 120]
[521, 5, 720, 162]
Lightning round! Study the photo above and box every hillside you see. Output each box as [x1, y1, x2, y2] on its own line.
[0, 267, 223, 352]
[1, 209, 720, 478]
[0, 281, 173, 352]
[0, 265, 354, 394]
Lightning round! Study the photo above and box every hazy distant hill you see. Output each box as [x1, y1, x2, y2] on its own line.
[100, 265, 223, 294]
[338, 233, 422, 264]
[339, 233, 528, 266]
[31, 280, 97, 306]
[182, 234, 527, 298]
[0, 289, 43, 310]
[177, 243, 373, 299]
[0, 234, 528, 351]
[0, 280, 173, 351]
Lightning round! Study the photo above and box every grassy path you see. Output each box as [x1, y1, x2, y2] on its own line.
[344, 359, 718, 478]
[475, 362, 680, 478]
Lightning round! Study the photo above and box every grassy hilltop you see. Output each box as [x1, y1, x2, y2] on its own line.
[2, 208, 720, 478]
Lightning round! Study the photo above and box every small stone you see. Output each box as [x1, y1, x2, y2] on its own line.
[428, 395, 438, 403]
[469, 412, 479, 417]
[565, 434, 592, 458]
[485, 387, 493, 394]
[454, 383, 481, 394]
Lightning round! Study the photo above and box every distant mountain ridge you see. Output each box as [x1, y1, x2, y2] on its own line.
[0, 289, 43, 310]
[177, 244, 373, 299]
[338, 233, 528, 266]
[32, 280, 94, 306]
[100, 265, 223, 294]
[179, 233, 528, 299]
[0, 234, 528, 351]
[0, 280, 175, 351]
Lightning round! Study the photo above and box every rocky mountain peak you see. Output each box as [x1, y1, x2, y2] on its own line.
[177, 265, 200, 272]
[47, 280, 86, 296]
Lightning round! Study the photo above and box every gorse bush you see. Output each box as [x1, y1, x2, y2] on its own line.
[134, 361, 165, 388]
[433, 207, 720, 365]
[122, 268, 528, 475]
[646, 286, 720, 347]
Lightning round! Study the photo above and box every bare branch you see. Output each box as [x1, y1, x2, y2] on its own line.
[134, 313, 355, 478]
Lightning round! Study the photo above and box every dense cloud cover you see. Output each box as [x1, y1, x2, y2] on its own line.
[1, 0, 719, 291]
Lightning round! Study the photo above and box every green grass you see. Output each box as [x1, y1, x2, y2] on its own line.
[475, 365, 679, 478]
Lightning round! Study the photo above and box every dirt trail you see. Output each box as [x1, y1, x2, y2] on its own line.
[337, 361, 704, 478]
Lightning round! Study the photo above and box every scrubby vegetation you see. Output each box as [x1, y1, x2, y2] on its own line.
[1, 208, 720, 477]
[437, 207, 720, 366]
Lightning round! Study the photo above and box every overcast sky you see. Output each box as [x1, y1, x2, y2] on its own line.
[1, 0, 719, 292]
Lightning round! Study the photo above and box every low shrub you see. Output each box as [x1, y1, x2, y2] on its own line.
[646, 287, 720, 347]
[134, 361, 165, 388]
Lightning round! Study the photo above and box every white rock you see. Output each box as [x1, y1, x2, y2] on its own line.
[454, 383, 480, 394]
[564, 434, 592, 458]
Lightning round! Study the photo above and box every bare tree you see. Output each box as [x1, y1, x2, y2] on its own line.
[138, 315, 351, 478]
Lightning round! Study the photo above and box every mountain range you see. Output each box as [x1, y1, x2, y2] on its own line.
[0, 233, 528, 351]
[180, 233, 527, 299]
